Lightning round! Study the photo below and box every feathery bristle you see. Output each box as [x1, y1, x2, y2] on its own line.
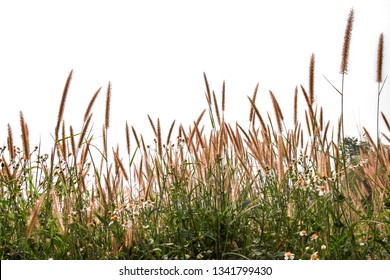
[157, 118, 163, 158]
[377, 33, 384, 83]
[269, 91, 284, 133]
[84, 87, 101, 122]
[105, 82, 111, 129]
[293, 86, 298, 127]
[55, 70, 73, 140]
[26, 193, 46, 239]
[19, 111, 30, 160]
[7, 124, 15, 160]
[381, 112, 390, 132]
[340, 8, 354, 74]
[125, 121, 131, 155]
[249, 83, 259, 123]
[309, 53, 315, 105]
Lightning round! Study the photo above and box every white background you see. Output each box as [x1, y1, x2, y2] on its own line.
[0, 0, 389, 152]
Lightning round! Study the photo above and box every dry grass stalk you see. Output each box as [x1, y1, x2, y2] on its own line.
[305, 111, 312, 138]
[377, 33, 384, 83]
[247, 96, 268, 141]
[19, 111, 30, 160]
[309, 53, 315, 105]
[113, 149, 129, 181]
[51, 189, 65, 236]
[166, 120, 176, 145]
[7, 124, 16, 160]
[147, 115, 157, 137]
[125, 121, 131, 155]
[269, 91, 284, 133]
[318, 152, 331, 179]
[124, 227, 133, 250]
[157, 118, 163, 158]
[222, 81, 226, 116]
[60, 120, 67, 159]
[78, 114, 93, 149]
[69, 125, 76, 157]
[102, 126, 108, 157]
[363, 128, 377, 152]
[340, 8, 354, 74]
[105, 82, 112, 129]
[84, 87, 101, 122]
[212, 91, 221, 126]
[249, 83, 259, 123]
[277, 134, 285, 184]
[293, 86, 298, 127]
[131, 126, 140, 148]
[26, 193, 46, 239]
[1, 157, 13, 180]
[55, 70, 73, 141]
[203, 72, 212, 106]
[382, 112, 390, 132]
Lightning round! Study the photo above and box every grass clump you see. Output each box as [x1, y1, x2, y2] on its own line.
[1, 9, 389, 260]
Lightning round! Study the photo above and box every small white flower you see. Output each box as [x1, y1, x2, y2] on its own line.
[311, 233, 319, 241]
[284, 252, 295, 260]
[317, 185, 328, 196]
[299, 230, 308, 236]
[122, 220, 132, 229]
[143, 199, 154, 209]
[321, 244, 327, 250]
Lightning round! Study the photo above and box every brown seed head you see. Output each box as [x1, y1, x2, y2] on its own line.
[340, 8, 354, 74]
[377, 33, 384, 83]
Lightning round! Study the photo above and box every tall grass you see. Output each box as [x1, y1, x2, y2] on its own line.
[1, 9, 389, 260]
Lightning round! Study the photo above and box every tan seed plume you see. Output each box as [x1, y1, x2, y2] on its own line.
[27, 193, 46, 239]
[19, 111, 30, 160]
[105, 82, 112, 129]
[377, 33, 384, 83]
[309, 53, 315, 105]
[55, 70, 73, 141]
[7, 124, 16, 160]
[340, 8, 354, 74]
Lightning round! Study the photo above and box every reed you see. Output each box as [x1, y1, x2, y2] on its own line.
[105, 82, 112, 129]
[55, 70, 73, 141]
[309, 53, 315, 105]
[19, 111, 30, 160]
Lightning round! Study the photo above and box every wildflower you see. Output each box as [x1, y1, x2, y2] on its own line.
[122, 220, 132, 229]
[311, 233, 319, 241]
[321, 244, 327, 250]
[110, 214, 118, 221]
[284, 251, 295, 260]
[143, 199, 154, 209]
[299, 230, 308, 236]
[296, 177, 309, 189]
[317, 185, 328, 196]
[310, 252, 318, 260]
[197, 253, 204, 260]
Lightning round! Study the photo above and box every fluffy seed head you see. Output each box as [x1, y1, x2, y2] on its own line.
[340, 8, 354, 74]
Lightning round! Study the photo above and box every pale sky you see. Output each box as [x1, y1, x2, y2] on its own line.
[0, 0, 389, 152]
